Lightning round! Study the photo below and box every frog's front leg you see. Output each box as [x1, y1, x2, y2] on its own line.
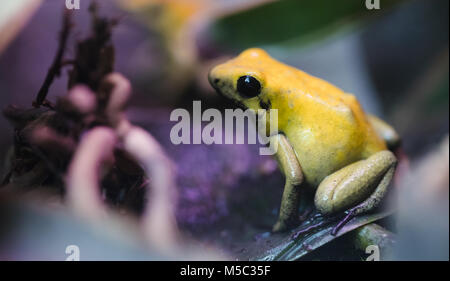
[314, 150, 397, 235]
[270, 134, 304, 233]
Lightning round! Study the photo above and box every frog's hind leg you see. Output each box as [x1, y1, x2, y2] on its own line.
[314, 150, 397, 235]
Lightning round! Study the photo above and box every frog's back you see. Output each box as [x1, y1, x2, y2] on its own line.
[264, 57, 387, 186]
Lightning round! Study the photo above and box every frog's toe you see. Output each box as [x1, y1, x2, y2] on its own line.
[272, 220, 287, 233]
[330, 208, 357, 236]
[272, 217, 299, 233]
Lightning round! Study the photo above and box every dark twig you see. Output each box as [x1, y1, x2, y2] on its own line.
[33, 10, 72, 108]
[67, 2, 116, 91]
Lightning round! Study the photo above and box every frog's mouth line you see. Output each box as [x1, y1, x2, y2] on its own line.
[232, 99, 248, 110]
[211, 85, 275, 135]
[220, 91, 248, 110]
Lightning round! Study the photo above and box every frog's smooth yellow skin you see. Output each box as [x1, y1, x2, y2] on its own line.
[209, 48, 399, 233]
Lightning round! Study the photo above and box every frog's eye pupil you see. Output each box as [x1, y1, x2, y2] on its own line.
[237, 76, 261, 98]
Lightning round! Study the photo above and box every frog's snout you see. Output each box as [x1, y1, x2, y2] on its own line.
[208, 67, 225, 96]
[208, 65, 241, 103]
[208, 68, 220, 89]
[209, 76, 221, 91]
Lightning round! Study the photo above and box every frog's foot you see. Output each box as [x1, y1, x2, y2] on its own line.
[314, 150, 397, 236]
[291, 213, 342, 240]
[273, 207, 312, 233]
[291, 220, 327, 240]
[272, 216, 300, 233]
[330, 208, 358, 236]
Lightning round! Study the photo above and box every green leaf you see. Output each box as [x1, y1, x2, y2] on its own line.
[237, 209, 393, 261]
[209, 0, 405, 50]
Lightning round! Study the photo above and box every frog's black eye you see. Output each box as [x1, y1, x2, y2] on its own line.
[237, 75, 261, 98]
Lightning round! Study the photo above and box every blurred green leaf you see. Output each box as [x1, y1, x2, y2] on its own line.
[210, 0, 405, 50]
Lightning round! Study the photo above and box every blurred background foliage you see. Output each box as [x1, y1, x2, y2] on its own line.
[209, 0, 403, 49]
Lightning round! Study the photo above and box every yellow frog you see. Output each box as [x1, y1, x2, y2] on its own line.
[209, 48, 399, 234]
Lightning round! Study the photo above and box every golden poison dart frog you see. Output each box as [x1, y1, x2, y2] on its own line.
[208, 48, 399, 234]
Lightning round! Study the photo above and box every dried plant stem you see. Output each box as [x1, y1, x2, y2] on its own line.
[34, 10, 72, 107]
[13, 4, 181, 250]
